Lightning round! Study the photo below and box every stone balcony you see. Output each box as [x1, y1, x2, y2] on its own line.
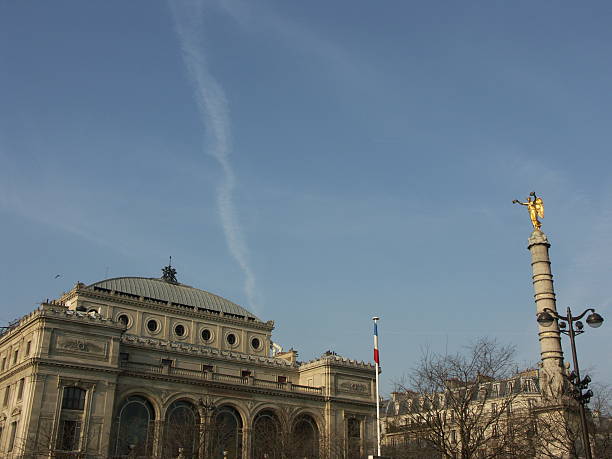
[119, 360, 324, 396]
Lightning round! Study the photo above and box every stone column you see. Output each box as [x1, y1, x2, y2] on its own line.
[527, 229, 565, 396]
[241, 426, 251, 459]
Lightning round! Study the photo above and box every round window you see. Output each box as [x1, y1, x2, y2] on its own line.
[174, 324, 186, 337]
[251, 337, 261, 350]
[147, 319, 159, 332]
[226, 333, 237, 346]
[118, 314, 129, 327]
[201, 329, 212, 342]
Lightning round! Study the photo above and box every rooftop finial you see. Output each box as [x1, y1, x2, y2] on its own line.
[161, 256, 178, 284]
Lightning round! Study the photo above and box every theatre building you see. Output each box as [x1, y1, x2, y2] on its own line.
[0, 266, 376, 458]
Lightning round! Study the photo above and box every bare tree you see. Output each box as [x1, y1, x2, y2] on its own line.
[591, 382, 612, 459]
[531, 381, 612, 459]
[390, 338, 536, 459]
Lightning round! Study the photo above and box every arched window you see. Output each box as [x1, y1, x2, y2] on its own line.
[291, 414, 319, 458]
[114, 396, 155, 456]
[252, 410, 282, 459]
[163, 400, 200, 458]
[210, 406, 243, 459]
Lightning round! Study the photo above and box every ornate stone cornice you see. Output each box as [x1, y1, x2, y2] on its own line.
[0, 358, 35, 384]
[299, 355, 375, 373]
[0, 304, 124, 347]
[74, 288, 274, 331]
[34, 358, 122, 376]
[121, 334, 296, 369]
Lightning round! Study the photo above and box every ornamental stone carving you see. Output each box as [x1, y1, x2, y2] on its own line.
[54, 332, 108, 359]
[338, 379, 370, 395]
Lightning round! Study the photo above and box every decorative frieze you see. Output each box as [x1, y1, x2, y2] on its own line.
[122, 334, 294, 368]
[53, 332, 109, 360]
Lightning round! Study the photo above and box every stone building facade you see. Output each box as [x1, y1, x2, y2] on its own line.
[380, 369, 543, 457]
[0, 269, 376, 458]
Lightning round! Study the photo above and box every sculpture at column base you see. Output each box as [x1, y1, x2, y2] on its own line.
[539, 361, 569, 399]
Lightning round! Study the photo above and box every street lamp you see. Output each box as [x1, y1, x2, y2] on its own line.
[536, 307, 604, 459]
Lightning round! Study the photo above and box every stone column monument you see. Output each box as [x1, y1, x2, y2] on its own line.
[527, 229, 566, 396]
[514, 192, 566, 397]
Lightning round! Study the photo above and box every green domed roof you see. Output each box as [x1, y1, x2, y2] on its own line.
[89, 277, 259, 321]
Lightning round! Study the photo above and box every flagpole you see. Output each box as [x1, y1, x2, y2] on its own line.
[373, 316, 381, 457]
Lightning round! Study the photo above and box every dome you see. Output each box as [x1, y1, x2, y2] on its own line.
[88, 277, 259, 321]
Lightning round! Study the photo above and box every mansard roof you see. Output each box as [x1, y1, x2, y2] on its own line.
[88, 277, 259, 321]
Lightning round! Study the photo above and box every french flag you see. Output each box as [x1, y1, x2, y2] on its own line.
[373, 321, 380, 365]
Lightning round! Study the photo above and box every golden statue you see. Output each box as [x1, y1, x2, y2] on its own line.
[513, 192, 545, 230]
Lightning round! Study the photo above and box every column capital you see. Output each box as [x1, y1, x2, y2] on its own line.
[527, 229, 550, 249]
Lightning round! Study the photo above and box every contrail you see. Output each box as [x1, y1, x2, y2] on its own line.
[171, 2, 258, 312]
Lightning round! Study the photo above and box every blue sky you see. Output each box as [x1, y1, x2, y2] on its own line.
[1, 1, 611, 394]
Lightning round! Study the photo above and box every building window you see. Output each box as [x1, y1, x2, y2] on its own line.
[202, 364, 214, 372]
[241, 370, 252, 378]
[174, 324, 186, 337]
[146, 319, 159, 333]
[12, 349, 18, 365]
[7, 421, 17, 452]
[163, 400, 200, 457]
[252, 410, 282, 457]
[56, 420, 82, 451]
[1, 357, 5, 371]
[114, 396, 155, 456]
[3, 385, 11, 406]
[17, 378, 24, 401]
[212, 405, 243, 458]
[119, 352, 129, 363]
[347, 418, 361, 457]
[277, 376, 287, 383]
[226, 333, 237, 346]
[117, 314, 130, 327]
[348, 418, 361, 438]
[161, 359, 174, 367]
[201, 328, 212, 342]
[62, 387, 86, 411]
[250, 337, 261, 350]
[26, 341, 31, 356]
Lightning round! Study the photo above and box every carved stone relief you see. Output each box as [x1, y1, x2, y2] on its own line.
[337, 378, 370, 396]
[53, 331, 108, 360]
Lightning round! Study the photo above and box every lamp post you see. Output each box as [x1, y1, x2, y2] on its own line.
[537, 307, 604, 459]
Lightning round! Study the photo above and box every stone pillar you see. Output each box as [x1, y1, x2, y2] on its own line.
[527, 229, 565, 396]
[242, 427, 251, 459]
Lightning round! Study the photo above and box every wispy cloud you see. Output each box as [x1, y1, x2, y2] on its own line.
[170, 1, 258, 312]
[213, 0, 373, 87]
